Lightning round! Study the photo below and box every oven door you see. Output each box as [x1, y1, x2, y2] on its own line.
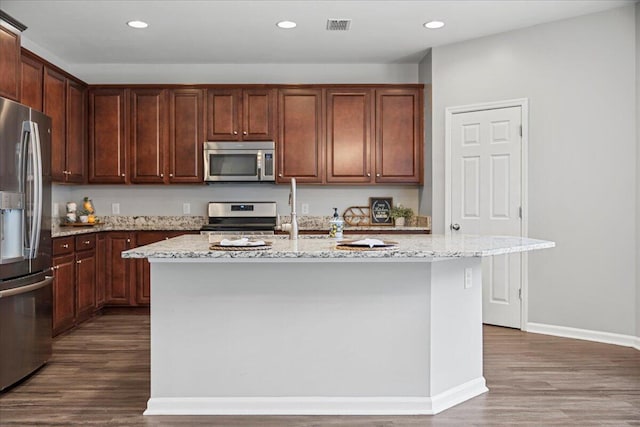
[204, 149, 260, 182]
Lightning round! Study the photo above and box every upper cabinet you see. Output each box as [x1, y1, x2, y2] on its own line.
[0, 23, 21, 101]
[20, 51, 43, 110]
[129, 88, 168, 184]
[89, 88, 128, 183]
[326, 88, 373, 184]
[169, 89, 204, 183]
[44, 67, 86, 183]
[375, 88, 423, 184]
[277, 88, 324, 184]
[206, 88, 275, 141]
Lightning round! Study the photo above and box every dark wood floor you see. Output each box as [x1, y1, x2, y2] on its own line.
[1, 314, 639, 426]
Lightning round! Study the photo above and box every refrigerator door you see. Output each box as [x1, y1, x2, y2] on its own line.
[0, 97, 30, 281]
[0, 272, 52, 391]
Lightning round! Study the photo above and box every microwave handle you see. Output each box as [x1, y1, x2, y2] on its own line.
[257, 151, 263, 181]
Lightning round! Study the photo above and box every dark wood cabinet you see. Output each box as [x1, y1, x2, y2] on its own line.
[44, 67, 67, 181]
[44, 68, 86, 183]
[65, 79, 86, 183]
[52, 253, 76, 336]
[20, 51, 43, 110]
[95, 233, 106, 309]
[89, 89, 128, 183]
[0, 24, 20, 101]
[375, 88, 423, 184]
[75, 248, 96, 323]
[277, 88, 324, 183]
[326, 89, 373, 183]
[206, 88, 275, 141]
[105, 232, 136, 305]
[130, 88, 168, 183]
[169, 89, 204, 183]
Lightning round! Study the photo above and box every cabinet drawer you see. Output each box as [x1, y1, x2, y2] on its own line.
[53, 237, 75, 255]
[75, 234, 96, 251]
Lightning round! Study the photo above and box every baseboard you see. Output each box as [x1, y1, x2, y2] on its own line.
[144, 378, 488, 416]
[527, 322, 639, 350]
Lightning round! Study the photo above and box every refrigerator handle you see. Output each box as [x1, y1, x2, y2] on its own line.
[22, 121, 43, 260]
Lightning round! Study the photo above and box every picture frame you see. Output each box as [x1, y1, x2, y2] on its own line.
[369, 197, 393, 226]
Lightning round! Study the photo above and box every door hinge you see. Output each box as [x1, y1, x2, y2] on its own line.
[519, 125, 523, 137]
[518, 206, 522, 219]
[518, 288, 522, 300]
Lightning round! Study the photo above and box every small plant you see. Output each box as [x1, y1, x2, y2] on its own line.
[77, 208, 91, 216]
[389, 205, 414, 220]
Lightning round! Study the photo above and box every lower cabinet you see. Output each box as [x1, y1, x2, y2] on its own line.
[105, 232, 137, 306]
[52, 234, 97, 336]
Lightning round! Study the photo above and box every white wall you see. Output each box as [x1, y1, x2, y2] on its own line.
[418, 50, 432, 217]
[636, 2, 640, 339]
[432, 6, 637, 335]
[52, 184, 420, 219]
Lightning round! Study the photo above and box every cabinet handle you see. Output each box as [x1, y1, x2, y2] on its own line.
[77, 260, 82, 264]
[233, 131, 238, 135]
[165, 237, 169, 240]
[160, 173, 164, 178]
[84, 240, 90, 245]
[169, 173, 174, 177]
[126, 239, 131, 243]
[121, 174, 125, 177]
[376, 173, 381, 177]
[278, 173, 283, 177]
[54, 265, 59, 270]
[62, 243, 69, 249]
[367, 172, 371, 177]
[243, 131, 247, 135]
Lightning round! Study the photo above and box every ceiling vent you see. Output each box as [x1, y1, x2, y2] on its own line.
[326, 19, 351, 31]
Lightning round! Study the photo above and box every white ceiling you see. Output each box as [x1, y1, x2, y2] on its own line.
[1, 0, 634, 64]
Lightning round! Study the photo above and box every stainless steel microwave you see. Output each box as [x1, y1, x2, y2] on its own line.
[203, 141, 275, 182]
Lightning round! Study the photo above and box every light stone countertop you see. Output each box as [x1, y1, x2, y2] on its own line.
[122, 234, 555, 260]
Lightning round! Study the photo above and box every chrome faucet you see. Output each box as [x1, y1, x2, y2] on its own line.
[281, 177, 299, 240]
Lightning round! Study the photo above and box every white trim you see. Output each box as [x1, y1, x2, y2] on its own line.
[444, 98, 529, 331]
[527, 322, 640, 349]
[144, 378, 488, 416]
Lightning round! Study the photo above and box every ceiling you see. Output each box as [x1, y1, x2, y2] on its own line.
[1, 0, 634, 65]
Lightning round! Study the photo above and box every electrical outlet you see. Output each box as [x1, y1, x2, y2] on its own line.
[464, 268, 473, 289]
[183, 203, 191, 214]
[301, 203, 309, 214]
[111, 203, 120, 215]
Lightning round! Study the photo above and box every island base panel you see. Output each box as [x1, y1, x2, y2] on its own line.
[146, 258, 486, 415]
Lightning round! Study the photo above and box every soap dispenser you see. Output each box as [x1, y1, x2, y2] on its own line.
[329, 207, 344, 239]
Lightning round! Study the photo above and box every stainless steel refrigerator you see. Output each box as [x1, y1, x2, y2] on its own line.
[0, 96, 52, 391]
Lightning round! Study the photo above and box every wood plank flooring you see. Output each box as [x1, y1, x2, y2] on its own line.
[1, 313, 639, 426]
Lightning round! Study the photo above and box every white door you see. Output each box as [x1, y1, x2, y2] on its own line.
[450, 106, 523, 328]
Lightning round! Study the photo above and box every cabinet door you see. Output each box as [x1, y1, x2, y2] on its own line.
[44, 67, 67, 182]
[20, 52, 43, 111]
[169, 89, 203, 183]
[277, 88, 324, 183]
[95, 234, 106, 309]
[65, 79, 86, 183]
[130, 89, 168, 183]
[206, 89, 241, 141]
[326, 89, 373, 183]
[375, 88, 423, 184]
[105, 232, 135, 305]
[0, 25, 20, 101]
[52, 254, 75, 336]
[242, 89, 275, 141]
[75, 250, 96, 322]
[89, 89, 128, 183]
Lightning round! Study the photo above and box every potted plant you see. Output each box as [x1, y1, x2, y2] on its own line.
[77, 208, 90, 223]
[389, 205, 414, 227]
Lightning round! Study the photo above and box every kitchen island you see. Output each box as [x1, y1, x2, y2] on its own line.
[123, 234, 554, 416]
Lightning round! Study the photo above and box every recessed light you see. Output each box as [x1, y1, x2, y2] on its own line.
[127, 20, 149, 29]
[276, 20, 297, 29]
[424, 20, 445, 29]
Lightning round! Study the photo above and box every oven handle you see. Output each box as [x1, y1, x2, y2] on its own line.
[0, 276, 53, 299]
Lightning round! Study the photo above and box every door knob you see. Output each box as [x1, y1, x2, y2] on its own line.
[450, 223, 461, 231]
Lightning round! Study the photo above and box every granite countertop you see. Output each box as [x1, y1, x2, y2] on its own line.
[122, 234, 555, 260]
[51, 215, 431, 238]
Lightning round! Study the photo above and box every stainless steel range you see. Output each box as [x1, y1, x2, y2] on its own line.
[201, 202, 277, 234]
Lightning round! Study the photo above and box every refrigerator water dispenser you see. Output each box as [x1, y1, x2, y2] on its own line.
[0, 191, 25, 264]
